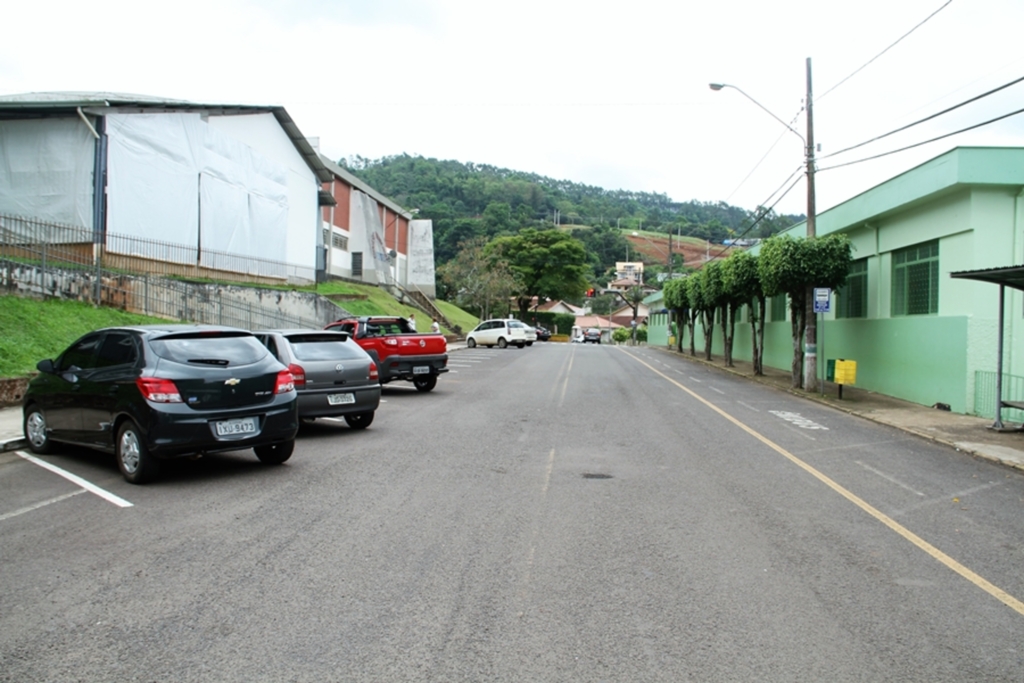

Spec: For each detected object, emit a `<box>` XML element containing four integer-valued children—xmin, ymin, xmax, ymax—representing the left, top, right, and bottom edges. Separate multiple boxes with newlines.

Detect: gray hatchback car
<box><xmin>254</xmin><ymin>329</ymin><xmax>381</xmax><ymax>429</ymax></box>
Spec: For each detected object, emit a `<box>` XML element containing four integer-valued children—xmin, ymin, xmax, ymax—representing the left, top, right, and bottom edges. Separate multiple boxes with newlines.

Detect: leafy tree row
<box><xmin>663</xmin><ymin>234</ymin><xmax>852</xmax><ymax>389</ymax></box>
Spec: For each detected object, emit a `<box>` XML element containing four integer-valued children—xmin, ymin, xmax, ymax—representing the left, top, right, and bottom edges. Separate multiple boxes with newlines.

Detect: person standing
<box><xmin>430</xmin><ymin>318</ymin><xmax>440</xmax><ymax>334</ymax></box>
<box><xmin>407</xmin><ymin>313</ymin><xmax>416</xmax><ymax>332</ymax></box>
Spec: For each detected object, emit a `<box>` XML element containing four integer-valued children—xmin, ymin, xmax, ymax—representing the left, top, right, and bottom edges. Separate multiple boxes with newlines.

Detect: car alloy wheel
<box><xmin>24</xmin><ymin>408</ymin><xmax>52</xmax><ymax>454</ymax></box>
<box><xmin>117</xmin><ymin>421</ymin><xmax>159</xmax><ymax>484</ymax></box>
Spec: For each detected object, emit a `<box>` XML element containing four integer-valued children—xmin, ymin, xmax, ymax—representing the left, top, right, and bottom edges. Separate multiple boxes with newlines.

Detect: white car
<box><xmin>466</xmin><ymin>319</ymin><xmax>528</xmax><ymax>349</ymax></box>
<box><xmin>522</xmin><ymin>324</ymin><xmax>538</xmax><ymax>346</ymax></box>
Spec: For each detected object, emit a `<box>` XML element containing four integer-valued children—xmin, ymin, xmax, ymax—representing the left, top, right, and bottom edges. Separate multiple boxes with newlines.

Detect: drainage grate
<box><xmin>582</xmin><ymin>473</ymin><xmax>613</xmax><ymax>479</ymax></box>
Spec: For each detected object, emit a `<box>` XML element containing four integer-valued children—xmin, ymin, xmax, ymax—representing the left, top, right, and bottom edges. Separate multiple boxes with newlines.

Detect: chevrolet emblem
<box><xmin>225</xmin><ymin>378</ymin><xmax>241</xmax><ymax>386</ymax></box>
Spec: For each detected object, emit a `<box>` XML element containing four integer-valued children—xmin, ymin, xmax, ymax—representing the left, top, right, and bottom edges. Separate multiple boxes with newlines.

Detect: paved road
<box><xmin>2</xmin><ymin>343</ymin><xmax>1023</xmax><ymax>681</ymax></box>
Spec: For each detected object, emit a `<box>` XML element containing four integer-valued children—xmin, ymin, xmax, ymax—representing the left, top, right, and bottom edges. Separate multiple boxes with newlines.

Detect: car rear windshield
<box><xmin>148</xmin><ymin>332</ymin><xmax>268</xmax><ymax>366</ymax></box>
<box><xmin>286</xmin><ymin>335</ymin><xmax>367</xmax><ymax>361</ymax></box>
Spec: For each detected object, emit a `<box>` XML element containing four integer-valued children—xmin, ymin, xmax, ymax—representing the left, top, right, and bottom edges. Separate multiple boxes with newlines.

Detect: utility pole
<box><xmin>803</xmin><ymin>56</ymin><xmax>819</xmax><ymax>392</ymax></box>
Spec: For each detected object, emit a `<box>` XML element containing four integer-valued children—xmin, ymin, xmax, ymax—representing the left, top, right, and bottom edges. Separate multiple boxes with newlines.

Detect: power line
<box><xmin>724</xmin><ymin>109</ymin><xmax>804</xmax><ymax>204</ymax></box>
<box><xmin>820</xmin><ymin>73</ymin><xmax>1024</xmax><ymax>161</ymax></box>
<box><xmin>701</xmin><ymin>173</ymin><xmax>805</xmax><ymax>264</ymax></box>
<box><xmin>818</xmin><ymin>0</ymin><xmax>954</xmax><ymax>101</ymax></box>
<box><xmin>818</xmin><ymin>105</ymin><xmax>1024</xmax><ymax>172</ymax></box>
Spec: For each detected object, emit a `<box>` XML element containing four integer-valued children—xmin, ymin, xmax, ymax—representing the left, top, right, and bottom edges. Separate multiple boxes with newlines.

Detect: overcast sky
<box><xmin>3</xmin><ymin>0</ymin><xmax>1022</xmax><ymax>218</ymax></box>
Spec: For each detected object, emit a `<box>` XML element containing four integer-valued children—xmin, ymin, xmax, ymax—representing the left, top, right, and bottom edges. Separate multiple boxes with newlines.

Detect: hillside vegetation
<box><xmin>342</xmin><ymin>154</ymin><xmax>803</xmax><ymax>270</ymax></box>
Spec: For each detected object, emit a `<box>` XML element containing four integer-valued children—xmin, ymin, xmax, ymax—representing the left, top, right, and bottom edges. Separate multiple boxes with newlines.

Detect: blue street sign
<box><xmin>814</xmin><ymin>287</ymin><xmax>831</xmax><ymax>314</ymax></box>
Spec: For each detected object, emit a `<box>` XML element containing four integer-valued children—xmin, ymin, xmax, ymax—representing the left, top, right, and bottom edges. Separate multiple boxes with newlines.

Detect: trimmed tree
<box><xmin>697</xmin><ymin>261</ymin><xmax>724</xmax><ymax>361</ymax></box>
<box><xmin>663</xmin><ymin>277</ymin><xmax>688</xmax><ymax>353</ymax></box>
<box><xmin>758</xmin><ymin>234</ymin><xmax>853</xmax><ymax>388</ymax></box>
<box><xmin>721</xmin><ymin>250</ymin><xmax>766</xmax><ymax>374</ymax></box>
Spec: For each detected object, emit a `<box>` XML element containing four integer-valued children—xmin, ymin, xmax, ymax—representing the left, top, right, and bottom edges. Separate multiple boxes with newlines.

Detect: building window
<box><xmin>352</xmin><ymin>252</ymin><xmax>363</xmax><ymax>278</ymax></box>
<box><xmin>771</xmin><ymin>293</ymin><xmax>787</xmax><ymax>322</ymax></box>
<box><xmin>331</xmin><ymin>232</ymin><xmax>348</xmax><ymax>251</ymax></box>
<box><xmin>892</xmin><ymin>240</ymin><xmax>939</xmax><ymax>316</ymax></box>
<box><xmin>837</xmin><ymin>259</ymin><xmax>868</xmax><ymax>318</ymax></box>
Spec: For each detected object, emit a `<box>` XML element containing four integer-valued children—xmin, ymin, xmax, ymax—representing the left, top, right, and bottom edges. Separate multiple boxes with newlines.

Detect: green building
<box><xmin>693</xmin><ymin>146</ymin><xmax>1024</xmax><ymax>417</ymax></box>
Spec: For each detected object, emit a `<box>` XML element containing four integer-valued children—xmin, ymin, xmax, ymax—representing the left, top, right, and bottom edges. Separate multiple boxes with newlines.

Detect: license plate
<box><xmin>214</xmin><ymin>417</ymin><xmax>257</xmax><ymax>437</ymax></box>
<box><xmin>328</xmin><ymin>393</ymin><xmax>355</xmax><ymax>405</ymax></box>
<box><xmin>412</xmin><ymin>366</ymin><xmax>430</xmax><ymax>375</ymax></box>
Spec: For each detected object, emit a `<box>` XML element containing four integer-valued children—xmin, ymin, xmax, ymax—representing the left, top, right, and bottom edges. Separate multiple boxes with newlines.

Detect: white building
<box><xmin>0</xmin><ymin>92</ymin><xmax>332</xmax><ymax>283</ymax></box>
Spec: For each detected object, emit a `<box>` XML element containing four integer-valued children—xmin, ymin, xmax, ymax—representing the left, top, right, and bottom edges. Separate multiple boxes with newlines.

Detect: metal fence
<box><xmin>1</xmin><ymin>213</ymin><xmax>328</xmax><ymax>330</ymax></box>
<box><xmin>973</xmin><ymin>370</ymin><xmax>1024</xmax><ymax>422</ymax></box>
<box><xmin>0</xmin><ymin>213</ymin><xmax>316</xmax><ymax>286</ymax></box>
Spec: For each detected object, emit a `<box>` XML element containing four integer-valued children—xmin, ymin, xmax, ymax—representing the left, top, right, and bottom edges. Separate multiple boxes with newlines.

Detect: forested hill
<box><xmin>340</xmin><ymin>153</ymin><xmax>804</xmax><ymax>265</ymax></box>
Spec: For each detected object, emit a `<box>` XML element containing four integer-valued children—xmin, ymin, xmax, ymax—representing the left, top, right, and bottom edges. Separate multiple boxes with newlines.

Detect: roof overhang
<box><xmin>950</xmin><ymin>265</ymin><xmax>1024</xmax><ymax>291</ymax></box>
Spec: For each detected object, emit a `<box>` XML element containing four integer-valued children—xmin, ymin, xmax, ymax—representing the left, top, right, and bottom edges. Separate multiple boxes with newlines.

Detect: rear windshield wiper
<box><xmin>187</xmin><ymin>358</ymin><xmax>230</xmax><ymax>366</ymax></box>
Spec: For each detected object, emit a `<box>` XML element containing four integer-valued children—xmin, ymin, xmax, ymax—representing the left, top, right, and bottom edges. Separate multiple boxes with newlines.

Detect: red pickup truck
<box><xmin>325</xmin><ymin>316</ymin><xmax>448</xmax><ymax>392</ymax></box>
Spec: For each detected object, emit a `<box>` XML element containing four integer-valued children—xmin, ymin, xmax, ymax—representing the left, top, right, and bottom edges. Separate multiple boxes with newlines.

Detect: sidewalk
<box><xmin>5</xmin><ymin>346</ymin><xmax>1024</xmax><ymax>472</ymax></box>
<box><xmin>651</xmin><ymin>346</ymin><xmax>1024</xmax><ymax>472</ymax></box>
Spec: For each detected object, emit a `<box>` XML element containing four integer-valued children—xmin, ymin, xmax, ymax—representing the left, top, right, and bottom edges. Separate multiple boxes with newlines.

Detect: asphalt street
<box><xmin>2</xmin><ymin>342</ymin><xmax>1023</xmax><ymax>681</ymax></box>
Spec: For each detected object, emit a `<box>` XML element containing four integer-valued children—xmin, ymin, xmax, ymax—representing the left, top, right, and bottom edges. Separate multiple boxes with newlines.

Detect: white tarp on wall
<box><xmin>105</xmin><ymin>112</ymin><xmax>289</xmax><ymax>274</ymax></box>
<box><xmin>0</xmin><ymin>117</ymin><xmax>95</xmax><ymax>229</ymax></box>
<box><xmin>408</xmin><ymin>219</ymin><xmax>436</xmax><ymax>297</ymax></box>
<box><xmin>349</xmin><ymin>190</ymin><xmax>391</xmax><ymax>285</ymax></box>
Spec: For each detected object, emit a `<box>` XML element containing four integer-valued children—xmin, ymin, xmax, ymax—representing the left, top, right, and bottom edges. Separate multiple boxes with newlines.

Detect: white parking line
<box><xmin>16</xmin><ymin>451</ymin><xmax>133</xmax><ymax>508</ymax></box>
<box><xmin>855</xmin><ymin>460</ymin><xmax>925</xmax><ymax>497</ymax></box>
<box><xmin>0</xmin><ymin>489</ymin><xmax>87</xmax><ymax>523</ymax></box>
<box><xmin>710</xmin><ymin>386</ymin><xmax>726</xmax><ymax>395</ymax></box>
<box><xmin>737</xmin><ymin>401</ymin><xmax>761</xmax><ymax>412</ymax></box>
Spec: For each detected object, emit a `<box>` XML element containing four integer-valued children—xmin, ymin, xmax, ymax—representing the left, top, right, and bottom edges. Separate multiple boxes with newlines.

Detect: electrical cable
<box><xmin>818</xmin><ymin>105</ymin><xmax>1024</xmax><ymax>172</ymax></box>
<box><xmin>818</xmin><ymin>0</ymin><xmax>954</xmax><ymax>101</ymax></box>
<box><xmin>681</xmin><ymin>172</ymin><xmax>804</xmax><ymax>267</ymax></box>
<box><xmin>724</xmin><ymin>109</ymin><xmax>804</xmax><ymax>204</ymax></box>
<box><xmin>820</xmin><ymin>73</ymin><xmax>1024</xmax><ymax>160</ymax></box>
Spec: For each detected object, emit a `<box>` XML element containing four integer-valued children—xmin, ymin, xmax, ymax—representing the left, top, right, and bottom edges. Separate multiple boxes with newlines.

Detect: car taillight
<box><xmin>287</xmin><ymin>363</ymin><xmax>305</xmax><ymax>389</ymax></box>
<box><xmin>136</xmin><ymin>377</ymin><xmax>182</xmax><ymax>403</ymax></box>
<box><xmin>275</xmin><ymin>370</ymin><xmax>296</xmax><ymax>394</ymax></box>
<box><xmin>369</xmin><ymin>361</ymin><xmax>379</xmax><ymax>381</ymax></box>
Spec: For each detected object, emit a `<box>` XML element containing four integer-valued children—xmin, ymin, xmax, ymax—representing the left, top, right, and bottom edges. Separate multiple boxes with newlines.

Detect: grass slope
<box><xmin>1</xmin><ymin>285</ymin><xmax>480</xmax><ymax>378</ymax></box>
<box><xmin>0</xmin><ymin>296</ymin><xmax>168</xmax><ymax>378</ymax></box>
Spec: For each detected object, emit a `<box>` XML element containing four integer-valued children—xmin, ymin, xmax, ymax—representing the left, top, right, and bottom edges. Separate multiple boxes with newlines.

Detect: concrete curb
<box><xmin>2</xmin><ymin>438</ymin><xmax>27</xmax><ymax>453</ymax></box>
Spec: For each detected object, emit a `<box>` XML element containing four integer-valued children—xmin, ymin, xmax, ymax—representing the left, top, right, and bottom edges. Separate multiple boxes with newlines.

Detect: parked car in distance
<box><xmin>522</xmin><ymin>323</ymin><xmax>538</xmax><ymax>346</ymax></box>
<box><xmin>22</xmin><ymin>325</ymin><xmax>299</xmax><ymax>484</ymax></box>
<box><xmin>534</xmin><ymin>325</ymin><xmax>552</xmax><ymax>342</ymax></box>
<box><xmin>584</xmin><ymin>328</ymin><xmax>602</xmax><ymax>344</ymax></box>
<box><xmin>465</xmin><ymin>319</ymin><xmax>528</xmax><ymax>349</ymax></box>
<box><xmin>253</xmin><ymin>329</ymin><xmax>381</xmax><ymax>429</ymax></box>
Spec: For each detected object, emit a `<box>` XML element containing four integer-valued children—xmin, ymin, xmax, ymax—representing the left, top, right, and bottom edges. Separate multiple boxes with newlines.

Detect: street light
<box><xmin>710</xmin><ymin>58</ymin><xmax>820</xmax><ymax>391</ymax></box>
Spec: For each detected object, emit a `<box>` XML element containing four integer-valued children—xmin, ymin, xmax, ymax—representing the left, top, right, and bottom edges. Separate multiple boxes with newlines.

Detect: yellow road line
<box><xmin>558</xmin><ymin>347</ymin><xmax>575</xmax><ymax>408</ymax></box>
<box><xmin>620</xmin><ymin>348</ymin><xmax>1024</xmax><ymax>617</ymax></box>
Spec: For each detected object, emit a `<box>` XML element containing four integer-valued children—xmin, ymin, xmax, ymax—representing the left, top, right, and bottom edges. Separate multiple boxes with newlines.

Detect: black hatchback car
<box><xmin>22</xmin><ymin>325</ymin><xmax>299</xmax><ymax>484</ymax></box>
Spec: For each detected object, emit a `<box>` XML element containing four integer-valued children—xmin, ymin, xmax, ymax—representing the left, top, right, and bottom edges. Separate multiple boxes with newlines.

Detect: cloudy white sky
<box><xmin>3</xmin><ymin>0</ymin><xmax>1022</xmax><ymax>218</ymax></box>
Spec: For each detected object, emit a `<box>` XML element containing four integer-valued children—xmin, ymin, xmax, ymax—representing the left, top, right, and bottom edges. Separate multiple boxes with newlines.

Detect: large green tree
<box><xmin>438</xmin><ymin>237</ymin><xmax>518</xmax><ymax>320</ymax></box>
<box><xmin>486</xmin><ymin>228</ymin><xmax>589</xmax><ymax>318</ymax></box>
